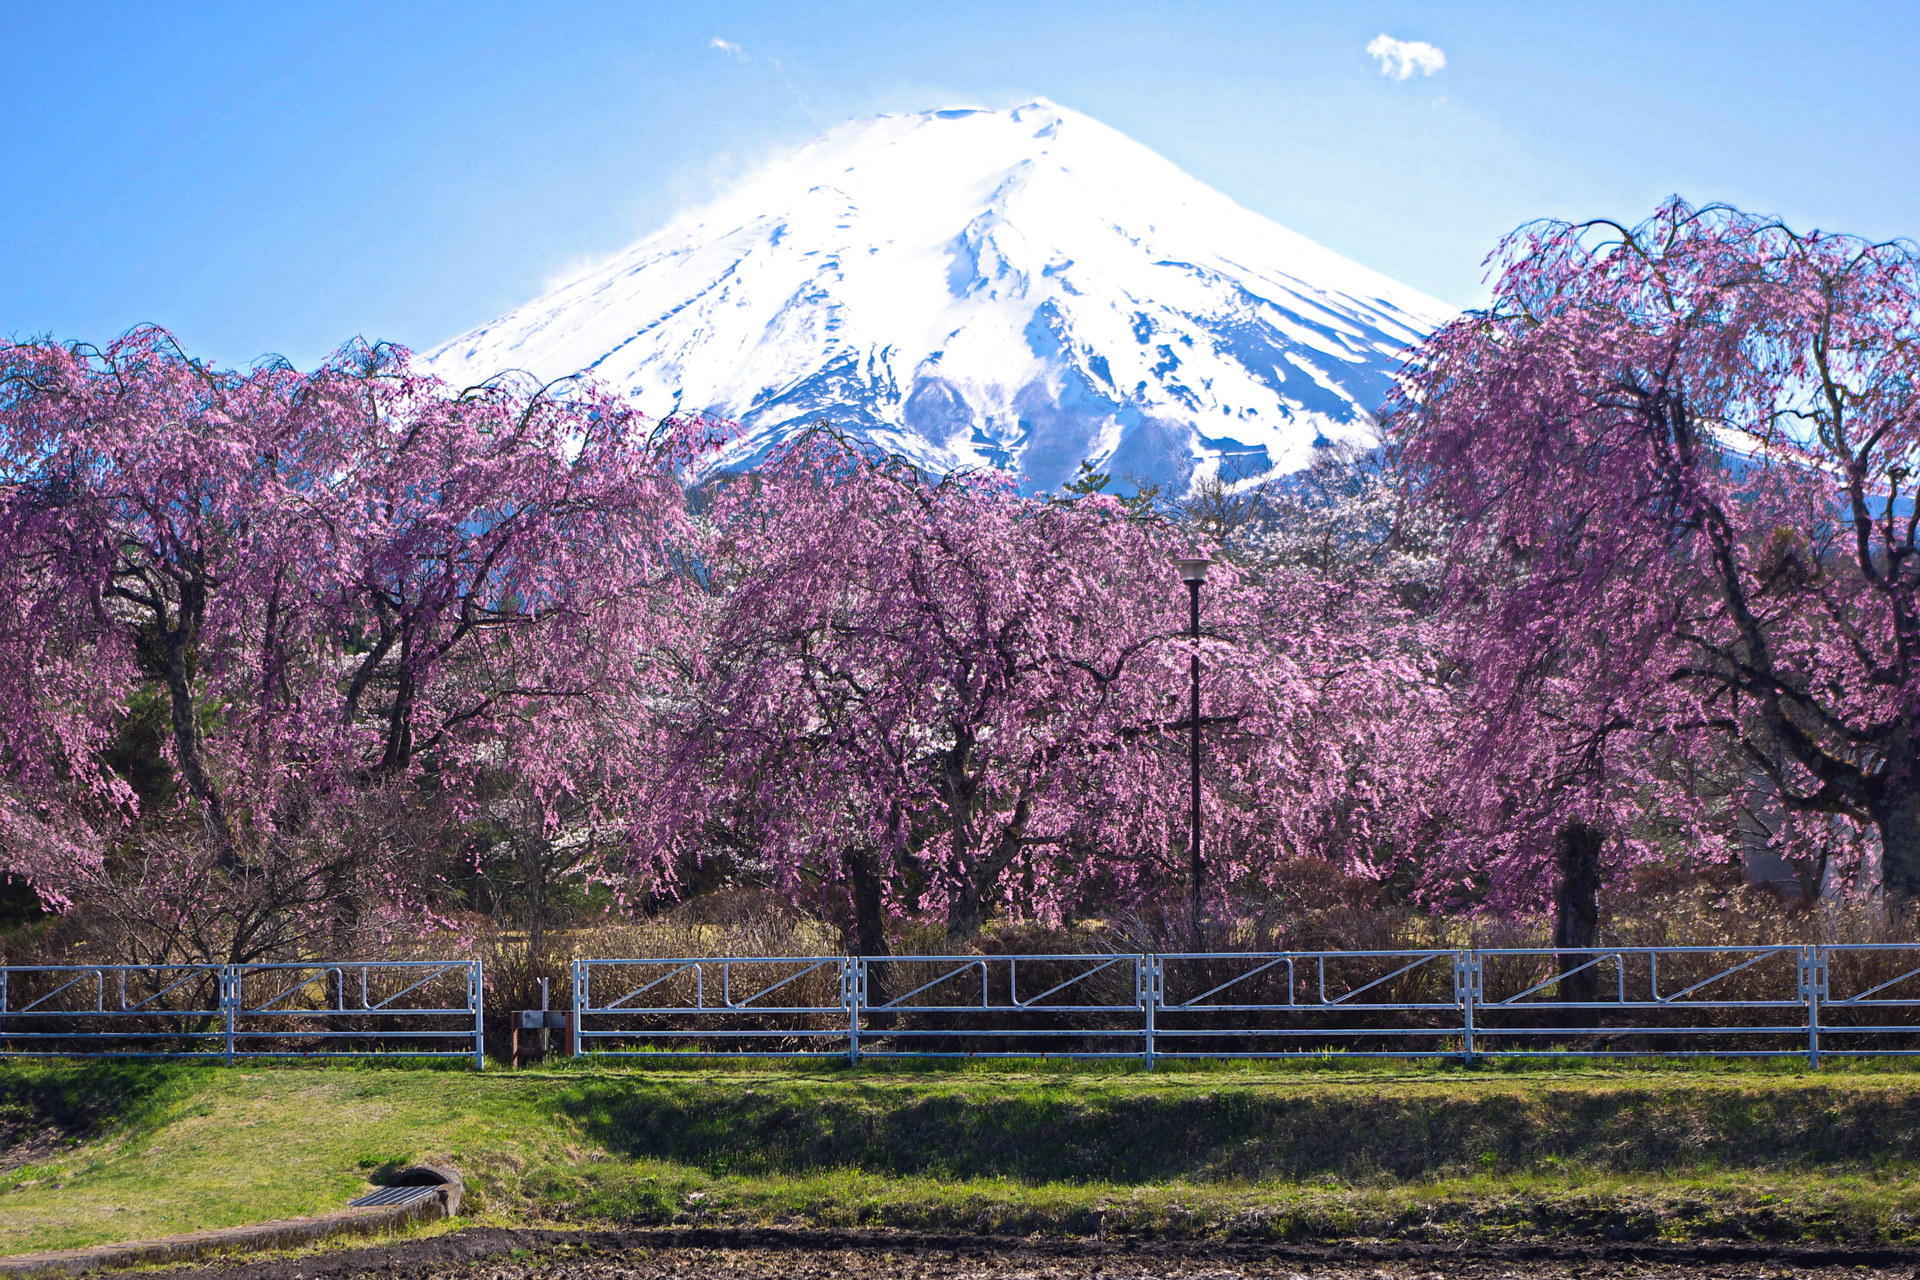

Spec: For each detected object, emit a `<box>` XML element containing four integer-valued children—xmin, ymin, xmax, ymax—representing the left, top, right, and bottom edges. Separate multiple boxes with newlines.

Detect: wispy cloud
<box><xmin>1367</xmin><ymin>34</ymin><xmax>1445</xmax><ymax>80</ymax></box>
<box><xmin>707</xmin><ymin>36</ymin><xmax>812</xmax><ymax>117</ymax></box>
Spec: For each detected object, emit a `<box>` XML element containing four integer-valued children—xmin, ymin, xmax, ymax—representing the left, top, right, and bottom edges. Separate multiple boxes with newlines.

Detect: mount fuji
<box><xmin>424</xmin><ymin>100</ymin><xmax>1454</xmax><ymax>492</ymax></box>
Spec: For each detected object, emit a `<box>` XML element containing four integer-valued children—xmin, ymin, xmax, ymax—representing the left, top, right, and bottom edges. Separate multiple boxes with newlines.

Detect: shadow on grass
<box><xmin>0</xmin><ymin>1060</ymin><xmax>203</xmax><ymax>1167</ymax></box>
<box><xmin>551</xmin><ymin>1075</ymin><xmax>1920</xmax><ymax>1185</ymax></box>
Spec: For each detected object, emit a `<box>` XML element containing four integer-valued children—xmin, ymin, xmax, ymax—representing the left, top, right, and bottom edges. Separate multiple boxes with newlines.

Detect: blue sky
<box><xmin>5</xmin><ymin>0</ymin><xmax>1916</xmax><ymax>370</ymax></box>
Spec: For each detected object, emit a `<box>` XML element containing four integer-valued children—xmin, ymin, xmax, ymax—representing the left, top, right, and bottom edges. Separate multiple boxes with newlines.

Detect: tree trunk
<box><xmin>841</xmin><ymin>844</ymin><xmax>893</xmax><ymax>1027</ymax></box>
<box><xmin>1553</xmin><ymin>821</ymin><xmax>1603</xmax><ymax>1003</ymax></box>
<box><xmin>939</xmin><ymin>737</ymin><xmax>981</xmax><ymax>948</ymax></box>
<box><xmin>1873</xmin><ymin>779</ymin><xmax>1920</xmax><ymax>927</ymax></box>
<box><xmin>379</xmin><ymin>663</ymin><xmax>417</xmax><ymax>776</ymax></box>
<box><xmin>844</xmin><ymin>845</ymin><xmax>890</xmax><ymax>959</ymax></box>
<box><xmin>157</xmin><ymin>602</ymin><xmax>234</xmax><ymax>858</ymax></box>
<box><xmin>944</xmin><ymin>882</ymin><xmax>983</xmax><ymax>948</ymax></box>
<box><xmin>940</xmin><ymin>799</ymin><xmax>1033</xmax><ymax>949</ymax></box>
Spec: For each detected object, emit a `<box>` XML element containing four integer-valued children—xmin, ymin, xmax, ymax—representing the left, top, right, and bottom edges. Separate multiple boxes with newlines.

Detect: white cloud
<box><xmin>1367</xmin><ymin>33</ymin><xmax>1445</xmax><ymax>80</ymax></box>
<box><xmin>709</xmin><ymin>37</ymin><xmax>747</xmax><ymax>61</ymax></box>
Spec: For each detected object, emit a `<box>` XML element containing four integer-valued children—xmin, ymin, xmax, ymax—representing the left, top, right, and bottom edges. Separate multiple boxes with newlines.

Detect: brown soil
<box><xmin>140</xmin><ymin>1227</ymin><xmax>1920</xmax><ymax>1280</ymax></box>
<box><xmin>0</xmin><ymin>1123</ymin><xmax>71</xmax><ymax>1173</ymax></box>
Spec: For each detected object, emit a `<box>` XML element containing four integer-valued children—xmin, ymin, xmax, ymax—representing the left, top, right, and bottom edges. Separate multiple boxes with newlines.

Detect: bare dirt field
<box><xmin>146</xmin><ymin>1229</ymin><xmax>1920</xmax><ymax>1280</ymax></box>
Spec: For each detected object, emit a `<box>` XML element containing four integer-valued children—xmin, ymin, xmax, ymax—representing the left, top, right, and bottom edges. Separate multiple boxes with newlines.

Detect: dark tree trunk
<box><xmin>840</xmin><ymin>844</ymin><xmax>893</xmax><ymax>1028</ymax></box>
<box><xmin>941</xmin><ymin>797</ymin><xmax>1034</xmax><ymax>949</ymax></box>
<box><xmin>157</xmin><ymin>596</ymin><xmax>234</xmax><ymax>859</ymax></box>
<box><xmin>944</xmin><ymin>882</ymin><xmax>983</xmax><ymax>947</ymax></box>
<box><xmin>1872</xmin><ymin>777</ymin><xmax>1920</xmax><ymax>926</ymax></box>
<box><xmin>379</xmin><ymin>663</ymin><xmax>418</xmax><ymax>776</ymax></box>
<box><xmin>1553</xmin><ymin>821</ymin><xmax>1603</xmax><ymax>1003</ymax></box>
<box><xmin>844</xmin><ymin>845</ymin><xmax>890</xmax><ymax>959</ymax></box>
<box><xmin>939</xmin><ymin>737</ymin><xmax>982</xmax><ymax>948</ymax></box>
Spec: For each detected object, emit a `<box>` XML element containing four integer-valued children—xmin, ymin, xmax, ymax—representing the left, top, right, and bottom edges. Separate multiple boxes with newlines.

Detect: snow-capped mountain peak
<box><xmin>425</xmin><ymin>99</ymin><xmax>1453</xmax><ymax>492</ymax></box>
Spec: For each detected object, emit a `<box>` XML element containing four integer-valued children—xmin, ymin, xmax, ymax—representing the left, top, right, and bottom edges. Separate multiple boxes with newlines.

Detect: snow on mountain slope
<box><xmin>424</xmin><ymin>100</ymin><xmax>1454</xmax><ymax>492</ymax></box>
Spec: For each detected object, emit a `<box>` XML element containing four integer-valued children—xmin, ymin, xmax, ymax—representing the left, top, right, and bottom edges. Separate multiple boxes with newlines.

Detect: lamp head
<box><xmin>1174</xmin><ymin>555</ymin><xmax>1214</xmax><ymax>585</ymax></box>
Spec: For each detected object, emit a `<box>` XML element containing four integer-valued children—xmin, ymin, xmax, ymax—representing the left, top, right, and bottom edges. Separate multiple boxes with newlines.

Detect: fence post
<box><xmin>221</xmin><ymin>966</ymin><xmax>238</xmax><ymax>1065</ymax></box>
<box><xmin>1142</xmin><ymin>955</ymin><xmax>1157</xmax><ymax>1070</ymax></box>
<box><xmin>1458</xmin><ymin>951</ymin><xmax>1477</xmax><ymax>1062</ymax></box>
<box><xmin>569</xmin><ymin>959</ymin><xmax>584</xmax><ymax>1058</ymax></box>
<box><xmin>471</xmin><ymin>961</ymin><xmax>486</xmax><ymax>1071</ymax></box>
<box><xmin>1805</xmin><ymin>946</ymin><xmax>1823</xmax><ymax>1070</ymax></box>
<box><xmin>847</xmin><ymin>957</ymin><xmax>862</xmax><ymax>1066</ymax></box>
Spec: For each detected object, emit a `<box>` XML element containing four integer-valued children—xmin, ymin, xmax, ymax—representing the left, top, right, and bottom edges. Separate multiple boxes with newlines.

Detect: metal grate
<box><xmin>348</xmin><ymin>1184</ymin><xmax>442</xmax><ymax>1208</ymax></box>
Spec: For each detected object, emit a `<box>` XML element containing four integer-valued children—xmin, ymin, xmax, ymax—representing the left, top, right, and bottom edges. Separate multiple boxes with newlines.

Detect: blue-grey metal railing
<box><xmin>0</xmin><ymin>960</ymin><xmax>484</xmax><ymax>1067</ymax></box>
<box><xmin>18</xmin><ymin>948</ymin><xmax>1920</xmax><ymax>1068</ymax></box>
<box><xmin>573</xmin><ymin>946</ymin><xmax>1920</xmax><ymax>1066</ymax></box>
<box><xmin>567</xmin><ymin>956</ymin><xmax>850</xmax><ymax>1058</ymax></box>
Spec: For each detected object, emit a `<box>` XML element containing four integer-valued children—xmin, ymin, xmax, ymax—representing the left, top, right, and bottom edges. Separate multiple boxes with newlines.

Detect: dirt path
<box><xmin>140</xmin><ymin>1228</ymin><xmax>1920</xmax><ymax>1280</ymax></box>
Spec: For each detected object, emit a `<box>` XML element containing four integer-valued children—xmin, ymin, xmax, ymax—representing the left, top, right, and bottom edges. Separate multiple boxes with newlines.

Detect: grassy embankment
<box><xmin>6</xmin><ymin>1058</ymin><xmax>1920</xmax><ymax>1255</ymax></box>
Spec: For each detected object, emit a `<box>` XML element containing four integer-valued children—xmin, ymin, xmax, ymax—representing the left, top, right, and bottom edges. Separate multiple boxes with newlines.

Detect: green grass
<box><xmin>10</xmin><ymin>1058</ymin><xmax>1920</xmax><ymax>1255</ymax></box>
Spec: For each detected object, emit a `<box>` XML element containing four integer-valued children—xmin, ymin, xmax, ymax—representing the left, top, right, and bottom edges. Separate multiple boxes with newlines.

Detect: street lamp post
<box><xmin>1174</xmin><ymin>554</ymin><xmax>1213</xmax><ymax>947</ymax></box>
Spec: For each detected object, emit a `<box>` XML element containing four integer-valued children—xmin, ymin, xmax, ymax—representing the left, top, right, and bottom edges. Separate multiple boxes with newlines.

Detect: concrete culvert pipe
<box><xmin>357</xmin><ymin>1164</ymin><xmax>465</xmax><ymax>1216</ymax></box>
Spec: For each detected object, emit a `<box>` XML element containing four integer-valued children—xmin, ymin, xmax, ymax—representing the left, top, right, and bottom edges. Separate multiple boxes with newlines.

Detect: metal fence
<box><xmin>574</xmin><ymin>945</ymin><xmax>1920</xmax><ymax>1065</ymax></box>
<box><xmin>0</xmin><ymin>960</ymin><xmax>484</xmax><ymax>1067</ymax></box>
<box><xmin>14</xmin><ymin>947</ymin><xmax>1920</xmax><ymax>1068</ymax></box>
